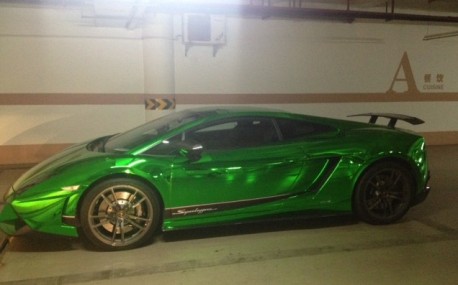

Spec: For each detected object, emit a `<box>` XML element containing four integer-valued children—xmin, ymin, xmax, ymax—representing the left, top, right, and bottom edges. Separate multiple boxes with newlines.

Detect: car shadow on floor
<box><xmin>6</xmin><ymin>215</ymin><xmax>358</xmax><ymax>253</ymax></box>
<box><xmin>7</xmin><ymin>231</ymin><xmax>82</xmax><ymax>253</ymax></box>
<box><xmin>162</xmin><ymin>214</ymin><xmax>359</xmax><ymax>242</ymax></box>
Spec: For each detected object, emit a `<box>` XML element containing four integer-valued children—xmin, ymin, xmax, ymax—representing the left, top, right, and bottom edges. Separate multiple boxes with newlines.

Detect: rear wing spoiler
<box><xmin>348</xmin><ymin>113</ymin><xmax>424</xmax><ymax>128</ymax></box>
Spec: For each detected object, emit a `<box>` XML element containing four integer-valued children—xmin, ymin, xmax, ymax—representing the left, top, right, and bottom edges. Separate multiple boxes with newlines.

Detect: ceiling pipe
<box><xmin>149</xmin><ymin>3</ymin><xmax>458</xmax><ymax>24</ymax></box>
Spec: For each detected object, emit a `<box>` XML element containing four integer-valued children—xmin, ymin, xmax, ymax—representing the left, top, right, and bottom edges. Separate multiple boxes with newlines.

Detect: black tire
<box><xmin>79</xmin><ymin>178</ymin><xmax>161</xmax><ymax>250</ymax></box>
<box><xmin>354</xmin><ymin>162</ymin><xmax>414</xmax><ymax>225</ymax></box>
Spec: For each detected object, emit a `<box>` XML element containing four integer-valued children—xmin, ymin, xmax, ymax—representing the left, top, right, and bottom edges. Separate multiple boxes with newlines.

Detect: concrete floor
<box><xmin>0</xmin><ymin>145</ymin><xmax>457</xmax><ymax>285</ymax></box>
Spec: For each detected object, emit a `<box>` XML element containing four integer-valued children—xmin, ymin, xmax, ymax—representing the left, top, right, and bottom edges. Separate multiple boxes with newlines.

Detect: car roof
<box><xmin>183</xmin><ymin>107</ymin><xmax>402</xmax><ymax>133</ymax></box>
<box><xmin>187</xmin><ymin>106</ymin><xmax>284</xmax><ymax>116</ymax></box>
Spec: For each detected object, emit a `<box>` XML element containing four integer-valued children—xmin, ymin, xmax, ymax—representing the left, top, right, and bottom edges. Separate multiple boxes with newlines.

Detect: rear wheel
<box><xmin>354</xmin><ymin>162</ymin><xmax>414</xmax><ymax>224</ymax></box>
<box><xmin>79</xmin><ymin>178</ymin><xmax>160</xmax><ymax>250</ymax></box>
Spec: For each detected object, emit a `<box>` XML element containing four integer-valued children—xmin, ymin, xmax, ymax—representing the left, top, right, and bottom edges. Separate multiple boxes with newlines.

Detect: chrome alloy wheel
<box><xmin>87</xmin><ymin>184</ymin><xmax>154</xmax><ymax>247</ymax></box>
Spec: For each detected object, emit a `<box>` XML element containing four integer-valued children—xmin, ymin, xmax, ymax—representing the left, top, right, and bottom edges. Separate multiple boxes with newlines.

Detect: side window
<box><xmin>195</xmin><ymin>122</ymin><xmax>238</xmax><ymax>134</ymax></box>
<box><xmin>189</xmin><ymin>117</ymin><xmax>279</xmax><ymax>150</ymax></box>
<box><xmin>144</xmin><ymin>117</ymin><xmax>280</xmax><ymax>155</ymax></box>
<box><xmin>276</xmin><ymin>118</ymin><xmax>336</xmax><ymax>140</ymax></box>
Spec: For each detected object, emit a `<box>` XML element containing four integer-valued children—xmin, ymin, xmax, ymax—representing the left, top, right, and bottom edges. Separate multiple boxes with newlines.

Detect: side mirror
<box><xmin>179</xmin><ymin>143</ymin><xmax>204</xmax><ymax>162</ymax></box>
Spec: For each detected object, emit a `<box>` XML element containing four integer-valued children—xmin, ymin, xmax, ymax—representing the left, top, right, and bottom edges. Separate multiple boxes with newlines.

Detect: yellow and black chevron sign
<box><xmin>145</xmin><ymin>98</ymin><xmax>176</xmax><ymax>110</ymax></box>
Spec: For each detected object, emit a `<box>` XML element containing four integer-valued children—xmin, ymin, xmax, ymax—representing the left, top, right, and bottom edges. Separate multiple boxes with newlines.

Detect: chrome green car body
<box><xmin>0</xmin><ymin>107</ymin><xmax>430</xmax><ymax>249</ymax></box>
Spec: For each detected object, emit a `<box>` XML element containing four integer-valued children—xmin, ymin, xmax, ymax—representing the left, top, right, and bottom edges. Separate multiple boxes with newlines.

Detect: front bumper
<box><xmin>0</xmin><ymin>201</ymin><xmax>26</xmax><ymax>236</ymax></box>
<box><xmin>0</xmin><ymin>193</ymin><xmax>79</xmax><ymax>239</ymax></box>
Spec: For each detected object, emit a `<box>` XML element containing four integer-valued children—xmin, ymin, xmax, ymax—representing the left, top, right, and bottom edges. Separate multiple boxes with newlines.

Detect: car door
<box><xmin>165</xmin><ymin>117</ymin><xmax>308</xmax><ymax>217</ymax></box>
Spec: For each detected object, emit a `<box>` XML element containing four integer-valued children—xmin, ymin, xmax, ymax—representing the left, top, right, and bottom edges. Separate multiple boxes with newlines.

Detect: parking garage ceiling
<box><xmin>2</xmin><ymin>1</ymin><xmax>458</xmax><ymax>38</ymax></box>
<box><xmin>1</xmin><ymin>1</ymin><xmax>458</xmax><ymax>19</ymax></box>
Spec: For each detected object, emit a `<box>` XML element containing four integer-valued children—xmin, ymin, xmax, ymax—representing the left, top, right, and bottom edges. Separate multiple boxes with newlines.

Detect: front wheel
<box><xmin>353</xmin><ymin>162</ymin><xmax>414</xmax><ymax>225</ymax></box>
<box><xmin>79</xmin><ymin>178</ymin><xmax>161</xmax><ymax>250</ymax></box>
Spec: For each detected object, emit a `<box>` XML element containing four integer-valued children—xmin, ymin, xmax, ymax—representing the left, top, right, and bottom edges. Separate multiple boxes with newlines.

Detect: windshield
<box><xmin>104</xmin><ymin>110</ymin><xmax>202</xmax><ymax>153</ymax></box>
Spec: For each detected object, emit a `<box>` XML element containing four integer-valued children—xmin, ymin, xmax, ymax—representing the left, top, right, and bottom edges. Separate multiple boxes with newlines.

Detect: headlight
<box><xmin>13</xmin><ymin>170</ymin><xmax>56</xmax><ymax>195</ymax></box>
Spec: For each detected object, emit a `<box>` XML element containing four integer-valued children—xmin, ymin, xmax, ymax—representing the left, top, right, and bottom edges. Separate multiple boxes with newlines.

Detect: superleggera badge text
<box><xmin>172</xmin><ymin>207</ymin><xmax>218</xmax><ymax>216</ymax></box>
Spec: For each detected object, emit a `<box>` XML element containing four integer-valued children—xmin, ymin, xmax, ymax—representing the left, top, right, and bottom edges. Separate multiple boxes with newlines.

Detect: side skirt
<box><xmin>162</xmin><ymin>209</ymin><xmax>354</xmax><ymax>232</ymax></box>
<box><xmin>164</xmin><ymin>192</ymin><xmax>299</xmax><ymax>219</ymax></box>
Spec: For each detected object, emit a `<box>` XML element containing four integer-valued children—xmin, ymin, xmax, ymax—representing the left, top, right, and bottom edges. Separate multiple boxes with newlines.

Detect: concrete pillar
<box><xmin>142</xmin><ymin>13</ymin><xmax>175</xmax><ymax>121</ymax></box>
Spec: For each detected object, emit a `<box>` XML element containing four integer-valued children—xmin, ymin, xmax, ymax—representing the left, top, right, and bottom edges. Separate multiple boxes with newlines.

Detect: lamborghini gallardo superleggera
<box><xmin>0</xmin><ymin>107</ymin><xmax>430</xmax><ymax>251</ymax></box>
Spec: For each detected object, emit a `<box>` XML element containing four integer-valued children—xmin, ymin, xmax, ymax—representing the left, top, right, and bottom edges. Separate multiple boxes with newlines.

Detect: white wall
<box><xmin>0</xmin><ymin>4</ymin><xmax>457</xmax><ymax>151</ymax></box>
<box><xmin>173</xmin><ymin>17</ymin><xmax>458</xmax><ymax>133</ymax></box>
<box><xmin>0</xmin><ymin>7</ymin><xmax>145</xmax><ymax>93</ymax></box>
<box><xmin>175</xmin><ymin>17</ymin><xmax>458</xmax><ymax>94</ymax></box>
<box><xmin>0</xmin><ymin>6</ymin><xmax>146</xmax><ymax>146</ymax></box>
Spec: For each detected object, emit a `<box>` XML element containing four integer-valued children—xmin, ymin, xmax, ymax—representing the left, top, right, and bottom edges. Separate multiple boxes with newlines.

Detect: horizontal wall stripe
<box><xmin>0</xmin><ymin>131</ymin><xmax>456</xmax><ymax>166</ymax></box>
<box><xmin>177</xmin><ymin>92</ymin><xmax>458</xmax><ymax>104</ymax></box>
<box><xmin>1</xmin><ymin>92</ymin><xmax>458</xmax><ymax>105</ymax></box>
<box><xmin>0</xmin><ymin>143</ymin><xmax>71</xmax><ymax>167</ymax></box>
<box><xmin>422</xmin><ymin>131</ymin><xmax>458</xmax><ymax>146</ymax></box>
<box><xmin>0</xmin><ymin>93</ymin><xmax>146</xmax><ymax>105</ymax></box>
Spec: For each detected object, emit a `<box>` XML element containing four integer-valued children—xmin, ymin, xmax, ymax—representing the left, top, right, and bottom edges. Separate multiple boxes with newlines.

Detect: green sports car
<box><xmin>0</xmin><ymin>107</ymin><xmax>430</xmax><ymax>251</ymax></box>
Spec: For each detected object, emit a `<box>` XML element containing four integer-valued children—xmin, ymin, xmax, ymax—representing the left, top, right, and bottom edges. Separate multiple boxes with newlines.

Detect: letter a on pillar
<box><xmin>387</xmin><ymin>52</ymin><xmax>419</xmax><ymax>94</ymax></box>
